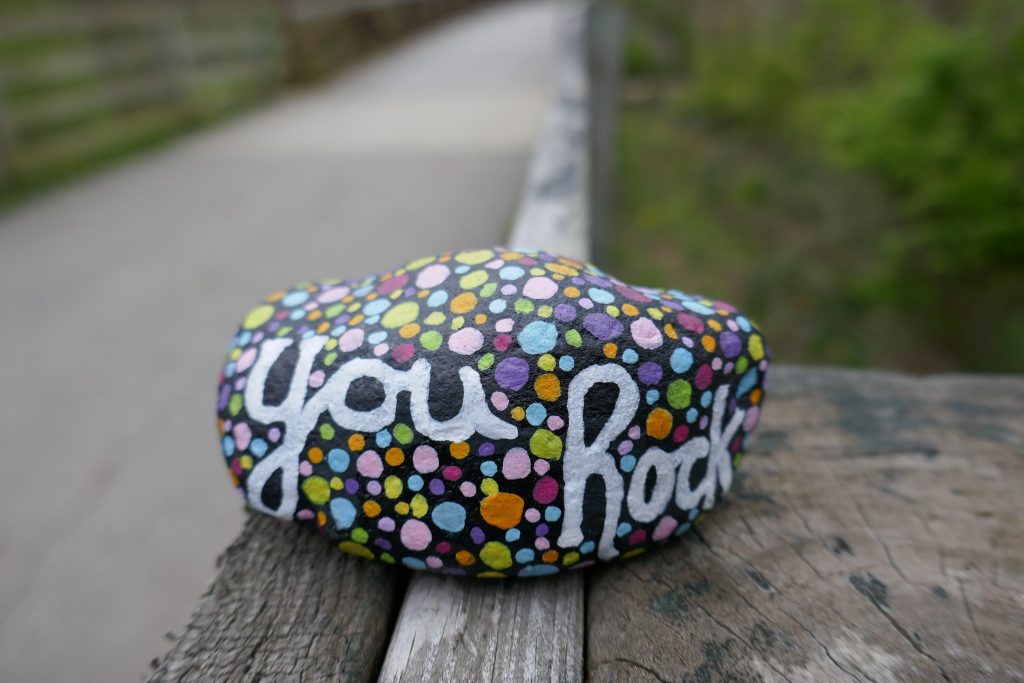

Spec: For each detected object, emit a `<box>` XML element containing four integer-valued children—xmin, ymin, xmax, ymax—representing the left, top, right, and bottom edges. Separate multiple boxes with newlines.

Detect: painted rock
<box><xmin>217</xmin><ymin>248</ymin><xmax>769</xmax><ymax>577</ymax></box>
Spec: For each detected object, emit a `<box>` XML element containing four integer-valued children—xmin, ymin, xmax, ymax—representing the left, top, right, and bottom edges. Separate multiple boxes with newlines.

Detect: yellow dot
<box><xmin>535</xmin><ymin>373</ymin><xmax>561</xmax><ymax>402</ymax></box>
<box><xmin>562</xmin><ymin>551</ymin><xmax>581</xmax><ymax>566</ymax></box>
<box><xmin>451</xmin><ymin>292</ymin><xmax>478</xmax><ymax>314</ymax></box>
<box><xmin>646</xmin><ymin>408</ymin><xmax>673</xmax><ymax>440</ymax></box>
<box><xmin>330</xmin><ymin>477</ymin><xmax>343</xmax><ymax>490</ymax></box>
<box><xmin>459</xmin><ymin>270</ymin><xmax>488</xmax><ymax>289</ymax></box>
<box><xmin>339</xmin><ymin>541</ymin><xmax>374</xmax><ymax>559</ymax></box>
<box><xmin>425</xmin><ymin>311</ymin><xmax>446</xmax><ymax>326</ymax></box>
<box><xmin>480</xmin><ymin>478</ymin><xmax>499</xmax><ymax>496</ymax></box>
<box><xmin>480</xmin><ymin>541</ymin><xmax>512</xmax><ymax>570</ymax></box>
<box><xmin>240</xmin><ymin>455</ymin><xmax>253</xmax><ymax>470</ymax></box>
<box><xmin>395</xmin><ymin>501</ymin><xmax>410</xmax><ymax>515</ymax></box>
<box><xmin>455</xmin><ymin>249</ymin><xmax>494</xmax><ymax>265</ymax></box>
<box><xmin>511</xmin><ymin>406</ymin><xmax>525</xmax><ymax>421</ymax></box>
<box><xmin>384</xmin><ymin>475</ymin><xmax>403</xmax><ymax>498</ymax></box>
<box><xmin>450</xmin><ymin>442</ymin><xmax>470</xmax><ymax>459</ymax></box>
<box><xmin>242</xmin><ymin>304</ymin><xmax>274</xmax><ymax>329</ymax></box>
<box><xmin>708</xmin><ymin>319</ymin><xmax>723</xmax><ymax>332</ymax></box>
<box><xmin>381</xmin><ymin>301</ymin><xmax>419</xmax><ymax>329</ymax></box>
<box><xmin>411</xmin><ymin>494</ymin><xmax>429</xmax><ymax>518</ymax></box>
<box><xmin>385</xmin><ymin>447</ymin><xmax>405</xmax><ymax>467</ymax></box>
<box><xmin>749</xmin><ymin>334</ymin><xmax>765</xmax><ymax>361</ymax></box>
<box><xmin>538</xmin><ymin>354</ymin><xmax>556</xmax><ymax>371</ymax></box>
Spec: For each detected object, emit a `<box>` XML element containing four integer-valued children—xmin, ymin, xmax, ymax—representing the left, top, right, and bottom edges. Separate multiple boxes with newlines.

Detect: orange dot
<box><xmin>308</xmin><ymin>309</ymin><xmax>322</xmax><ymax>321</ymax></box>
<box><xmin>349</xmin><ymin>313</ymin><xmax>365</xmax><ymax>326</ymax></box>
<box><xmin>266</xmin><ymin>290</ymin><xmax>286</xmax><ymax>302</ymax></box>
<box><xmin>456</xmin><ymin>550</ymin><xmax>476</xmax><ymax>566</ymax></box>
<box><xmin>751</xmin><ymin>388</ymin><xmax>763</xmax><ymax>405</ymax></box>
<box><xmin>603</xmin><ymin>343</ymin><xmax>618</xmax><ymax>358</ymax></box>
<box><xmin>418</xmin><ymin>289</ymin><xmax>430</xmax><ymax>298</ymax></box>
<box><xmin>399</xmin><ymin>323</ymin><xmax>420</xmax><ymax>339</ymax></box>
<box><xmin>480</xmin><ymin>493</ymin><xmax>525</xmax><ymax>529</ymax></box>
<box><xmin>646</xmin><ymin>408</ymin><xmax>673</xmax><ymax>439</ymax></box>
<box><xmin>474</xmin><ymin>313</ymin><xmax>487</xmax><ymax>325</ymax></box>
<box><xmin>450</xmin><ymin>292</ymin><xmax>478</xmax><ymax>314</ymax></box>
<box><xmin>663</xmin><ymin>323</ymin><xmax>677</xmax><ymax>339</ymax></box>
<box><xmin>564</xmin><ymin>286</ymin><xmax>580</xmax><ymax>298</ymax></box>
<box><xmin>308</xmin><ymin>447</ymin><xmax>324</xmax><ymax>464</ymax></box>
<box><xmin>317</xmin><ymin>321</ymin><xmax>331</xmax><ymax>334</ymax></box>
<box><xmin>385</xmin><ymin>447</ymin><xmax>405</xmax><ymax>466</ymax></box>
<box><xmin>511</xmin><ymin>406</ymin><xmax>525</xmax><ymax>421</ymax></box>
<box><xmin>534</xmin><ymin>373</ymin><xmax>561</xmax><ymax>402</ymax></box>
<box><xmin>702</xmin><ymin>335</ymin><xmax>717</xmax><ymax>352</ymax></box>
<box><xmin>363</xmin><ymin>500</ymin><xmax>381</xmax><ymax>517</ymax></box>
<box><xmin>541</xmin><ymin>550</ymin><xmax>559</xmax><ymax>563</ymax></box>
<box><xmin>348</xmin><ymin>434</ymin><xmax>365</xmax><ymax>451</ymax></box>
<box><xmin>316</xmin><ymin>511</ymin><xmax>327</xmax><ymax>526</ymax></box>
<box><xmin>707</xmin><ymin>319</ymin><xmax>723</xmax><ymax>332</ymax></box>
<box><xmin>450</xmin><ymin>442</ymin><xmax>470</xmax><ymax>459</ymax></box>
<box><xmin>621</xmin><ymin>304</ymin><xmax>639</xmax><ymax>316</ymax></box>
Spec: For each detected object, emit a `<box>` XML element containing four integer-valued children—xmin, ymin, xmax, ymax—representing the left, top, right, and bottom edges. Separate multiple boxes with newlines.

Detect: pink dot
<box><xmin>628</xmin><ymin>426</ymin><xmax>642</xmax><ymax>440</ymax></box>
<box><xmin>392</xmin><ymin>343</ymin><xmax>415</xmax><ymax>363</ymax></box>
<box><xmin>308</xmin><ymin>369</ymin><xmax>325</xmax><ymax>388</ymax></box>
<box><xmin>628</xmin><ymin>529</ymin><xmax>648</xmax><ymax>546</ymax></box>
<box><xmin>524</xmin><ymin>507</ymin><xmax>541</xmax><ymax>523</ymax></box>
<box><xmin>743</xmin><ymin>407</ymin><xmax>761</xmax><ymax>432</ymax></box>
<box><xmin>378</xmin><ymin>517</ymin><xmax>396</xmax><ymax>532</ymax></box>
<box><xmin>426</xmin><ymin>556</ymin><xmax>444</xmax><ymax>569</ymax></box>
<box><xmin>653</xmin><ymin>516</ymin><xmax>678</xmax><ymax>541</ymax></box>
<box><xmin>299</xmin><ymin>461</ymin><xmax>313</xmax><ymax>476</ymax></box>
<box><xmin>491</xmin><ymin>392</ymin><xmax>509</xmax><ymax>411</ymax></box>
<box><xmin>533</xmin><ymin>476</ymin><xmax>559</xmax><ymax>504</ymax></box>
<box><xmin>373</xmin><ymin>343</ymin><xmax>389</xmax><ymax>356</ymax></box>
<box><xmin>502</xmin><ymin>447</ymin><xmax>531</xmax><ymax>480</ymax></box>
<box><xmin>523</xmin><ymin>276</ymin><xmax>558</xmax><ymax>300</ymax></box>
<box><xmin>400</xmin><ymin>519</ymin><xmax>432</xmax><ymax>551</ymax></box>
<box><xmin>630</xmin><ymin>318</ymin><xmax>663</xmax><ymax>349</ymax></box>
<box><xmin>236</xmin><ymin>347</ymin><xmax>257</xmax><ymax>373</ymax></box>
<box><xmin>412</xmin><ymin>445</ymin><xmax>439</xmax><ymax>473</ymax></box>
<box><xmin>338</xmin><ymin>328</ymin><xmax>364</xmax><ymax>352</ymax></box>
<box><xmin>533</xmin><ymin>459</ymin><xmax>550</xmax><ymax>475</ymax></box>
<box><xmin>232</xmin><ymin>423</ymin><xmax>251</xmax><ymax>451</ymax></box>
<box><xmin>493</xmin><ymin>334</ymin><xmax>511</xmax><ymax>352</ymax></box>
<box><xmin>495</xmin><ymin>318</ymin><xmax>514</xmax><ymax>333</ymax></box>
<box><xmin>449</xmin><ymin>328</ymin><xmax>484</xmax><ymax>355</ymax></box>
<box><xmin>317</xmin><ymin>286</ymin><xmax>349</xmax><ymax>303</ymax></box>
<box><xmin>460</xmin><ymin>481</ymin><xmax>477</xmax><ymax>497</ymax></box>
<box><xmin>357</xmin><ymin>451</ymin><xmax>383</xmax><ymax>478</ymax></box>
<box><xmin>673</xmin><ymin>425</ymin><xmax>689</xmax><ymax>443</ymax></box>
<box><xmin>535</xmin><ymin>537</ymin><xmax>550</xmax><ymax>550</ymax></box>
<box><xmin>546</xmin><ymin>415</ymin><xmax>564</xmax><ymax>431</ymax></box>
<box><xmin>415</xmin><ymin>263</ymin><xmax>450</xmax><ymax>289</ymax></box>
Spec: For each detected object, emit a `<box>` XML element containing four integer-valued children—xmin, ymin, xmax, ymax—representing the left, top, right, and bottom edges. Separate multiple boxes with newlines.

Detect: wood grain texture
<box><xmin>586</xmin><ymin>366</ymin><xmax>1024</xmax><ymax>683</ymax></box>
<box><xmin>378</xmin><ymin>572</ymin><xmax>584</xmax><ymax>683</ymax></box>
<box><xmin>149</xmin><ymin>512</ymin><xmax>404</xmax><ymax>683</ymax></box>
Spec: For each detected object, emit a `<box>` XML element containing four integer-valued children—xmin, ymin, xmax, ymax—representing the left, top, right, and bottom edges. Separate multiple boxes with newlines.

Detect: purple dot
<box><xmin>470</xmin><ymin>527</ymin><xmax>485</xmax><ymax>544</ymax></box>
<box><xmin>374</xmin><ymin>538</ymin><xmax>393</xmax><ymax>550</ymax></box>
<box><xmin>479</xmin><ymin>442</ymin><xmax>495</xmax><ymax>457</ymax></box>
<box><xmin>720</xmin><ymin>331</ymin><xmax>742</xmax><ymax>358</ymax></box>
<box><xmin>554</xmin><ymin>303</ymin><xmax>577</xmax><ymax>322</ymax></box>
<box><xmin>637</xmin><ymin>361</ymin><xmax>663</xmax><ymax>385</ymax></box>
<box><xmin>429</xmin><ymin>478</ymin><xmax>445</xmax><ymax>495</ymax></box>
<box><xmin>536</xmin><ymin>523</ymin><xmax>549</xmax><ymax>537</ymax></box>
<box><xmin>495</xmin><ymin>357</ymin><xmax>530</xmax><ymax>390</ymax></box>
<box><xmin>345</xmin><ymin>478</ymin><xmax>360</xmax><ymax>494</ymax></box>
<box><xmin>583</xmin><ymin>313</ymin><xmax>623</xmax><ymax>341</ymax></box>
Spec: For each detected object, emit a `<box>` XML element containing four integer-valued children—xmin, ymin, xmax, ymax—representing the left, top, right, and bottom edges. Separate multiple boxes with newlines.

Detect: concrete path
<box><xmin>0</xmin><ymin>2</ymin><xmax>559</xmax><ymax>680</ymax></box>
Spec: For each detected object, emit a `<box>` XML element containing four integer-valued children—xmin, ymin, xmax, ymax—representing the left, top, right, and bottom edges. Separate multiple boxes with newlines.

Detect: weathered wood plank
<box><xmin>149</xmin><ymin>512</ymin><xmax>404</xmax><ymax>682</ymax></box>
<box><xmin>586</xmin><ymin>366</ymin><xmax>1024</xmax><ymax>682</ymax></box>
<box><xmin>378</xmin><ymin>572</ymin><xmax>584</xmax><ymax>682</ymax></box>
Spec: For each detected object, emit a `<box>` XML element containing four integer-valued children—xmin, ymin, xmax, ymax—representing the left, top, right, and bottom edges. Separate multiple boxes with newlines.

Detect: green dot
<box><xmin>380</xmin><ymin>552</ymin><xmax>396</xmax><ymax>564</ymax></box>
<box><xmin>530</xmin><ymin>429</ymin><xmax>563</xmax><ymax>460</ymax></box>
<box><xmin>736</xmin><ymin>356</ymin><xmax>749</xmax><ymax>374</ymax></box>
<box><xmin>480</xmin><ymin>282</ymin><xmax>497</xmax><ymax>298</ymax></box>
<box><xmin>301</xmin><ymin>476</ymin><xmax>330</xmax><ymax>506</ymax></box>
<box><xmin>459</xmin><ymin>270</ymin><xmax>488</xmax><ymax>289</ymax></box>
<box><xmin>393</xmin><ymin>423</ymin><xmax>413</xmax><ymax>444</ymax></box>
<box><xmin>420</xmin><ymin>330</ymin><xmax>442</xmax><ymax>350</ymax></box>
<box><xmin>276</xmin><ymin>326</ymin><xmax>292</xmax><ymax>337</ymax></box>
<box><xmin>478</xmin><ymin>353</ymin><xmax>495</xmax><ymax>371</ymax></box>
<box><xmin>667</xmin><ymin>380</ymin><xmax>692</xmax><ymax>409</ymax></box>
<box><xmin>537</xmin><ymin>305</ymin><xmax>553</xmax><ymax>318</ymax></box>
<box><xmin>451</xmin><ymin>316</ymin><xmax>465</xmax><ymax>331</ymax></box>
<box><xmin>326</xmin><ymin>304</ymin><xmax>345</xmax><ymax>318</ymax></box>
<box><xmin>565</xmin><ymin>329</ymin><xmax>582</xmax><ymax>347</ymax></box>
<box><xmin>324</xmin><ymin>352</ymin><xmax>338</xmax><ymax>366</ymax></box>
<box><xmin>351</xmin><ymin>527</ymin><xmax>369</xmax><ymax>543</ymax></box>
<box><xmin>381</xmin><ymin>301</ymin><xmax>419</xmax><ymax>329</ymax></box>
<box><xmin>515</xmin><ymin>298</ymin><xmax>534</xmax><ymax>314</ymax></box>
<box><xmin>242</xmin><ymin>304</ymin><xmax>274</xmax><ymax>330</ymax></box>
<box><xmin>228</xmin><ymin>394</ymin><xmax>243</xmax><ymax>416</ymax></box>
<box><xmin>320</xmin><ymin>423</ymin><xmax>336</xmax><ymax>440</ymax></box>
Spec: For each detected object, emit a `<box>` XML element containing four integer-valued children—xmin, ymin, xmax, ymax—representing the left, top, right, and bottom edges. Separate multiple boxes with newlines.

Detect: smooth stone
<box><xmin>218</xmin><ymin>248</ymin><xmax>770</xmax><ymax>578</ymax></box>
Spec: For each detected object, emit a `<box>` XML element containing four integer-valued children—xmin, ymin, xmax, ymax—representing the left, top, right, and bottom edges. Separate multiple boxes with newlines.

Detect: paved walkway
<box><xmin>0</xmin><ymin>2</ymin><xmax>559</xmax><ymax>680</ymax></box>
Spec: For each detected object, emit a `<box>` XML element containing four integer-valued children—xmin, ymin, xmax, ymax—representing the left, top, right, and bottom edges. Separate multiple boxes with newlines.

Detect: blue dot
<box><xmin>518</xmin><ymin>564</ymin><xmax>559</xmax><ymax>577</ymax></box>
<box><xmin>353</xmin><ymin>285</ymin><xmax>374</xmax><ymax>297</ymax></box>
<box><xmin>368</xmin><ymin>331</ymin><xmax>387</xmax><ymax>344</ymax></box>
<box><xmin>588</xmin><ymin>287</ymin><xmax>615</xmax><ymax>304</ymax></box>
<box><xmin>500</xmin><ymin>266</ymin><xmax>525</xmax><ymax>280</ymax></box>
<box><xmin>427</xmin><ymin>290</ymin><xmax>448</xmax><ymax>307</ymax></box>
<box><xmin>375</xmin><ymin>430</ymin><xmax>392</xmax><ymax>448</ymax></box>
<box><xmin>545</xmin><ymin>506</ymin><xmax>562</xmax><ymax>522</ymax></box>
<box><xmin>454</xmin><ymin>264</ymin><xmax>470</xmax><ymax>274</ymax></box>
<box><xmin>328</xmin><ymin>449</ymin><xmax>350</xmax><ymax>472</ymax></box>
<box><xmin>221</xmin><ymin>436</ymin><xmax>235</xmax><ymax>456</ymax></box>
<box><xmin>505</xmin><ymin>528</ymin><xmax>521</xmax><ymax>542</ymax></box>
<box><xmin>646</xmin><ymin>389</ymin><xmax>660</xmax><ymax>405</ymax></box>
<box><xmin>675</xmin><ymin>523</ymin><xmax>692</xmax><ymax>536</ymax></box>
<box><xmin>250</xmin><ymin>439</ymin><xmax>268</xmax><ymax>457</ymax></box>
<box><xmin>737</xmin><ymin>368</ymin><xmax>759</xmax><ymax>397</ymax></box>
<box><xmin>407</xmin><ymin>474</ymin><xmax>424</xmax><ymax>491</ymax></box>
<box><xmin>238</xmin><ymin>331</ymin><xmax>252</xmax><ymax>346</ymax></box>
<box><xmin>330</xmin><ymin>498</ymin><xmax>357</xmax><ymax>529</ymax></box>
<box><xmin>431</xmin><ymin>502</ymin><xmax>466</xmax><ymax>532</ymax></box>
<box><xmin>670</xmin><ymin>348</ymin><xmax>693</xmax><ymax>373</ymax></box>
<box><xmin>559</xmin><ymin>355</ymin><xmax>575</xmax><ymax>371</ymax></box>
<box><xmin>683</xmin><ymin>301</ymin><xmax>715</xmax><ymax>315</ymax></box>
<box><xmin>515</xmin><ymin>548</ymin><xmax>536</xmax><ymax>563</ymax></box>
<box><xmin>700</xmin><ymin>390</ymin><xmax>713</xmax><ymax>408</ymax></box>
<box><xmin>480</xmin><ymin>461</ymin><xmax>498</xmax><ymax>477</ymax></box>
<box><xmin>688</xmin><ymin>508</ymin><xmax>700</xmax><ymax>521</ymax></box>
<box><xmin>620</xmin><ymin>455</ymin><xmax>636</xmax><ymax>472</ymax></box>
<box><xmin>686</xmin><ymin>408</ymin><xmax>698</xmax><ymax>423</ymax></box>
<box><xmin>403</xmin><ymin>557</ymin><xmax>427</xmax><ymax>570</ymax></box>
<box><xmin>736</xmin><ymin>316</ymin><xmax>752</xmax><ymax>332</ymax></box>
<box><xmin>622</xmin><ymin>349</ymin><xmax>638</xmax><ymax>364</ymax></box>
<box><xmin>282</xmin><ymin>290</ymin><xmax>309</xmax><ymax>307</ymax></box>
<box><xmin>616</xmin><ymin>522</ymin><xmax>632</xmax><ymax>537</ymax></box>
<box><xmin>579</xmin><ymin>541</ymin><xmax>596</xmax><ymax>554</ymax></box>
<box><xmin>526</xmin><ymin>402</ymin><xmax>547</xmax><ymax>426</ymax></box>
<box><xmin>489</xmin><ymin>299</ymin><xmax>507</xmax><ymax>314</ymax></box>
<box><xmin>289</xmin><ymin>308</ymin><xmax>305</xmax><ymax>320</ymax></box>
<box><xmin>517</xmin><ymin>321</ymin><xmax>558</xmax><ymax>355</ymax></box>
<box><xmin>364</xmin><ymin>316</ymin><xmax>380</xmax><ymax>325</ymax></box>
<box><xmin>362</xmin><ymin>299</ymin><xmax>391</xmax><ymax>316</ymax></box>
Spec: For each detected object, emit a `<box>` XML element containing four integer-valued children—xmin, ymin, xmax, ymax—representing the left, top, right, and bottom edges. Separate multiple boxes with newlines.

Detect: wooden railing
<box><xmin>0</xmin><ymin>0</ymin><xmax>482</xmax><ymax>195</ymax></box>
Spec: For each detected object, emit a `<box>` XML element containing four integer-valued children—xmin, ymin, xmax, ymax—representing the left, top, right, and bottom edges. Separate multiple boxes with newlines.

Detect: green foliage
<box><xmin>613</xmin><ymin>0</ymin><xmax>1024</xmax><ymax>371</ymax></box>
